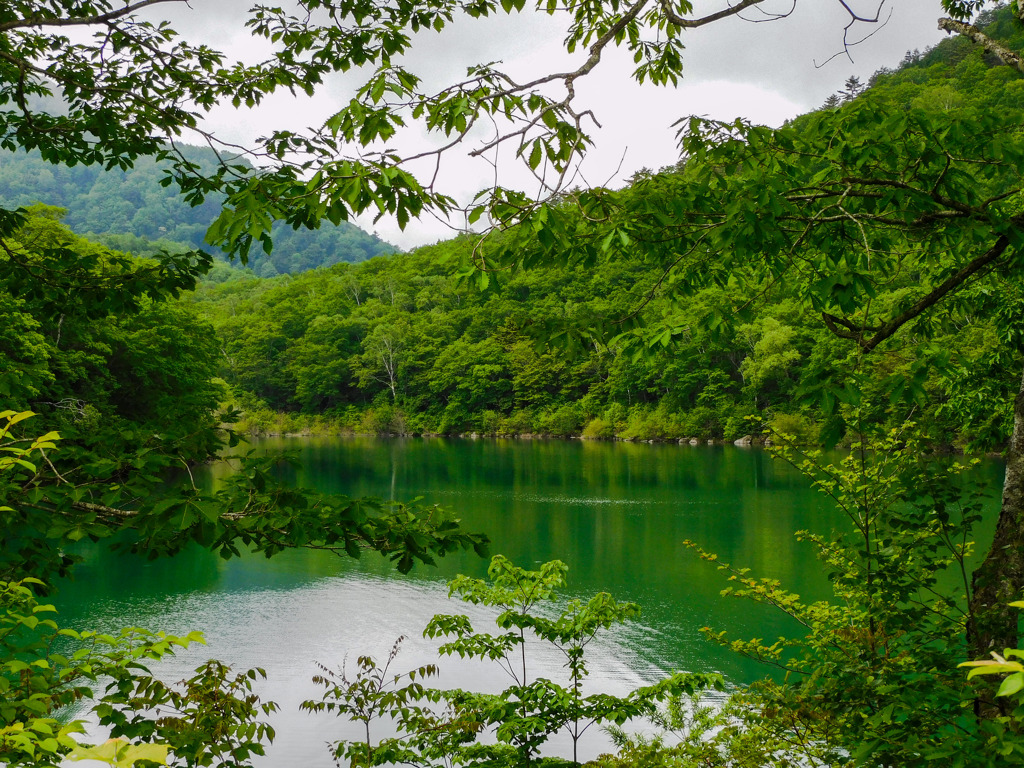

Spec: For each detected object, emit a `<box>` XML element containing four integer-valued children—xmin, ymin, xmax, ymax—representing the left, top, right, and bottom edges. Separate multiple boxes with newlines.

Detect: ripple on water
<box><xmin>65</xmin><ymin>572</ymin><xmax>669</xmax><ymax>767</ymax></box>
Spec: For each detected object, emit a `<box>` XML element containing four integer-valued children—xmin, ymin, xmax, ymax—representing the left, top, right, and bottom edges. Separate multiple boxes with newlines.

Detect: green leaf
<box><xmin>997</xmin><ymin>673</ymin><xmax>1024</xmax><ymax>697</ymax></box>
<box><xmin>67</xmin><ymin>739</ymin><xmax>169</xmax><ymax>767</ymax></box>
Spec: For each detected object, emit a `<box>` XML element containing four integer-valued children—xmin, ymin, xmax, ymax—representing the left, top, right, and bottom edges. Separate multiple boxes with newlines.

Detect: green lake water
<box><xmin>53</xmin><ymin>437</ymin><xmax>1003</xmax><ymax>765</ymax></box>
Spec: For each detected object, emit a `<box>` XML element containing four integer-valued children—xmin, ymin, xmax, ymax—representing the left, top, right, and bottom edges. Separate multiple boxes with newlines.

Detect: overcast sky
<box><xmin>150</xmin><ymin>1</ymin><xmax>956</xmax><ymax>249</ymax></box>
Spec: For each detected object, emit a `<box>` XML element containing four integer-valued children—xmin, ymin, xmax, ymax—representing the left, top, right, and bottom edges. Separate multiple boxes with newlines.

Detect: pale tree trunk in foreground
<box><xmin>969</xmin><ymin>365</ymin><xmax>1024</xmax><ymax>658</ymax></box>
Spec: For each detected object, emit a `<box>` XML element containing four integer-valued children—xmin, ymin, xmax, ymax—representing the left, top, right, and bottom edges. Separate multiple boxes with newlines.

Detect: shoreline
<box><xmin>243</xmin><ymin>428</ymin><xmax>771</xmax><ymax>447</ymax></box>
<box><xmin>233</xmin><ymin>427</ymin><xmax>1002</xmax><ymax>458</ymax></box>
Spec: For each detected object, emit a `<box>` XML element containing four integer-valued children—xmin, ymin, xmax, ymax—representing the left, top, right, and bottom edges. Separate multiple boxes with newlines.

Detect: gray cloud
<box><xmin>672</xmin><ymin>1</ymin><xmax>949</xmax><ymax>106</ymax></box>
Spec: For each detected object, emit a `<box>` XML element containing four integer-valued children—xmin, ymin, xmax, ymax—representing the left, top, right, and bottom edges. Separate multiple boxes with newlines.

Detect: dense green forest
<box><xmin>190</xmin><ymin>229</ymin><xmax>958</xmax><ymax>444</ymax></box>
<box><xmin>189</xmin><ymin>8</ymin><xmax>1024</xmax><ymax>449</ymax></box>
<box><xmin>0</xmin><ymin>144</ymin><xmax>397</xmax><ymax>276</ymax></box>
<box><xmin>6</xmin><ymin>2</ymin><xmax>1024</xmax><ymax>768</ymax></box>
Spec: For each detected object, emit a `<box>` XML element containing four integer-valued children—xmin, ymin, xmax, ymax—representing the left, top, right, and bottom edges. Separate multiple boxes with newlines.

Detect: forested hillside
<box><xmin>0</xmin><ymin>145</ymin><xmax>397</xmax><ymax>276</ymax></box>
<box><xmin>189</xmin><ymin>221</ymin><xmax>1006</xmax><ymax>445</ymax></box>
<box><xmin>191</xmin><ymin>6</ymin><xmax>1024</xmax><ymax>447</ymax></box>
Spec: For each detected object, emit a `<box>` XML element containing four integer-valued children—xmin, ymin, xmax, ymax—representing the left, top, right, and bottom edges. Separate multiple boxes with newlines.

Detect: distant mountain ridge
<box><xmin>0</xmin><ymin>144</ymin><xmax>398</xmax><ymax>275</ymax></box>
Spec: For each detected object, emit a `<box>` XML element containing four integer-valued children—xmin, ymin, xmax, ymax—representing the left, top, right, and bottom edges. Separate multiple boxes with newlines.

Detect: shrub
<box><xmin>499</xmin><ymin>409</ymin><xmax>536</xmax><ymax>435</ymax></box>
<box><xmin>479</xmin><ymin>409</ymin><xmax>502</xmax><ymax>435</ymax></box>
<box><xmin>618</xmin><ymin>405</ymin><xmax>684</xmax><ymax>441</ymax></box>
<box><xmin>538</xmin><ymin>404</ymin><xmax>582</xmax><ymax>436</ymax></box>
<box><xmin>582</xmin><ymin>417</ymin><xmax>615</xmax><ymax>439</ymax></box>
<box><xmin>678</xmin><ymin>406</ymin><xmax>722</xmax><ymax>439</ymax></box>
<box><xmin>360</xmin><ymin>403</ymin><xmax>407</xmax><ymax>435</ymax></box>
<box><xmin>603</xmin><ymin>403</ymin><xmax>629</xmax><ymax>433</ymax></box>
<box><xmin>722</xmin><ymin>408</ymin><xmax>760</xmax><ymax>442</ymax></box>
<box><xmin>767</xmin><ymin>412</ymin><xmax>819</xmax><ymax>445</ymax></box>
<box><xmin>437</xmin><ymin>402</ymin><xmax>471</xmax><ymax>435</ymax></box>
<box><xmin>302</xmin><ymin>557</ymin><xmax>721</xmax><ymax>767</ymax></box>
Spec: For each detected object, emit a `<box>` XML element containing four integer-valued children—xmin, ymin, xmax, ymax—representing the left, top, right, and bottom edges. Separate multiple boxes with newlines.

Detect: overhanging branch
<box><xmin>862</xmin><ymin>233</ymin><xmax>1012</xmax><ymax>351</ymax></box>
<box><xmin>0</xmin><ymin>0</ymin><xmax>186</xmax><ymax>32</ymax></box>
<box><xmin>658</xmin><ymin>0</ymin><xmax>776</xmax><ymax>28</ymax></box>
<box><xmin>938</xmin><ymin>16</ymin><xmax>1024</xmax><ymax>75</ymax></box>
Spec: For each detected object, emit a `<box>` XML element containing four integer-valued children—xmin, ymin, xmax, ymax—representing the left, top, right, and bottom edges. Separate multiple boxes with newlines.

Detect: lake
<box><xmin>54</xmin><ymin>437</ymin><xmax>1002</xmax><ymax>765</ymax></box>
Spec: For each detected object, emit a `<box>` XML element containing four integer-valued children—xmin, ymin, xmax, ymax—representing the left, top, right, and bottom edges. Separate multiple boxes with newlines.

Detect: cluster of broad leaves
<box><xmin>302</xmin><ymin>556</ymin><xmax>723</xmax><ymax>767</ymax></box>
<box><xmin>4</xmin><ymin>0</ymin><xmax>962</xmax><ymax>262</ymax></box>
<box><xmin>0</xmin><ymin>205</ymin><xmax>486</xmax><ymax>764</ymax></box>
<box><xmin>0</xmin><ymin>207</ymin><xmax>487</xmax><ymax>584</ymax></box>
<box><xmin>489</xmin><ymin>60</ymin><xmax>1024</xmax><ymax>378</ymax></box>
<box><xmin>0</xmin><ymin>576</ymin><xmax>281</xmax><ymax>767</ymax></box>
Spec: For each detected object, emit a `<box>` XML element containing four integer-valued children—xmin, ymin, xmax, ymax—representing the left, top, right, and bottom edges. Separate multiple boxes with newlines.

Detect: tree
<box><xmin>302</xmin><ymin>557</ymin><xmax>721</xmax><ymax>767</ymax></box>
<box><xmin>0</xmin><ymin>206</ymin><xmax>490</xmax><ymax>595</ymax></box>
<box><xmin>357</xmin><ymin>319</ymin><xmax>409</xmax><ymax>402</ymax></box>
<box><xmin>939</xmin><ymin>2</ymin><xmax>1024</xmax><ymax>74</ymax></box>
<box><xmin>681</xmin><ymin>435</ymin><xmax>995</xmax><ymax>767</ymax></box>
<box><xmin>821</xmin><ymin>93</ymin><xmax>842</xmax><ymax>109</ymax></box>
<box><xmin>839</xmin><ymin>75</ymin><xmax>865</xmax><ymax>101</ymax></box>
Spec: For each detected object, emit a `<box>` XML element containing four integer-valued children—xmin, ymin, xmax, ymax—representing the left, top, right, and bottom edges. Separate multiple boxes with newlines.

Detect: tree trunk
<box><xmin>969</xmin><ymin>365</ymin><xmax>1024</xmax><ymax>658</ymax></box>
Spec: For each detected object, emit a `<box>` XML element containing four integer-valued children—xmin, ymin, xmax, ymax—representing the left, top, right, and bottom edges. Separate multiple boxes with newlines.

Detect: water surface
<box><xmin>55</xmin><ymin>438</ymin><xmax>1001</xmax><ymax>765</ymax></box>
